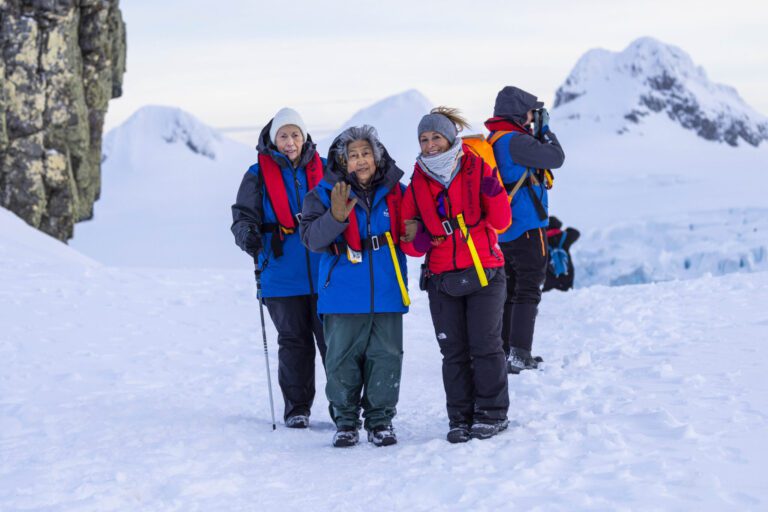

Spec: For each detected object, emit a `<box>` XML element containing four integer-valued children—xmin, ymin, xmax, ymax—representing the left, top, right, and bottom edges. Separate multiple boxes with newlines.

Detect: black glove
<box><xmin>240</xmin><ymin>227</ymin><xmax>262</xmax><ymax>257</ymax></box>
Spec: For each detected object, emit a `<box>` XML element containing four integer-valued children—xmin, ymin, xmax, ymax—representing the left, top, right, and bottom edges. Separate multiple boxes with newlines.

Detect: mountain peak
<box><xmin>104</xmin><ymin>106</ymin><xmax>222</xmax><ymax>161</ymax></box>
<box><xmin>553</xmin><ymin>38</ymin><xmax>768</xmax><ymax>147</ymax></box>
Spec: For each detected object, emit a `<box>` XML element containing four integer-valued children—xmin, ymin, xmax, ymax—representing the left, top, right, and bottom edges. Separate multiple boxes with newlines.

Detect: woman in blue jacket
<box><xmin>300</xmin><ymin>125</ymin><xmax>409</xmax><ymax>448</ymax></box>
<box><xmin>231</xmin><ymin>108</ymin><xmax>326</xmax><ymax>429</ymax></box>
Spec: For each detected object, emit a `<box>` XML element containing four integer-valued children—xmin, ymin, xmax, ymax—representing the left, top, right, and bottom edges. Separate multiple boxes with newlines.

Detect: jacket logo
<box><xmin>383</xmin><ymin>208</ymin><xmax>390</xmax><ymax>218</ymax></box>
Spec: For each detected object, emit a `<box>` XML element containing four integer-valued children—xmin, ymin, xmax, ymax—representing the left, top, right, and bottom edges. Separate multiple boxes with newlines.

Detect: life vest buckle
<box><xmin>441</xmin><ymin>219</ymin><xmax>454</xmax><ymax>236</ymax></box>
<box><xmin>294</xmin><ymin>212</ymin><xmax>302</xmax><ymax>224</ymax></box>
<box><xmin>371</xmin><ymin>235</ymin><xmax>381</xmax><ymax>251</ymax></box>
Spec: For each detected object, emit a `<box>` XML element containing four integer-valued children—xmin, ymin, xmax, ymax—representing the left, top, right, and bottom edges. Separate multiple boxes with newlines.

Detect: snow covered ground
<box><xmin>2</xmin><ymin>207</ymin><xmax>767</xmax><ymax>510</ymax></box>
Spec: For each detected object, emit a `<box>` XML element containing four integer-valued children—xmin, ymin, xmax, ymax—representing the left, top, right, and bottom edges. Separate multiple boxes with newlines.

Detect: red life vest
<box><xmin>546</xmin><ymin>228</ymin><xmax>562</xmax><ymax>238</ymax></box>
<box><xmin>342</xmin><ymin>184</ymin><xmax>403</xmax><ymax>252</ymax></box>
<box><xmin>259</xmin><ymin>152</ymin><xmax>323</xmax><ymax>232</ymax></box>
<box><xmin>411</xmin><ymin>148</ymin><xmax>484</xmax><ymax>238</ymax></box>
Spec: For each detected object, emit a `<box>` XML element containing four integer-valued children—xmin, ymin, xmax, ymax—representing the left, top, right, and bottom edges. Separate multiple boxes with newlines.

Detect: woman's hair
<box><xmin>333</xmin><ymin>125</ymin><xmax>384</xmax><ymax>166</ymax></box>
<box><xmin>430</xmin><ymin>106</ymin><xmax>471</xmax><ymax>132</ymax></box>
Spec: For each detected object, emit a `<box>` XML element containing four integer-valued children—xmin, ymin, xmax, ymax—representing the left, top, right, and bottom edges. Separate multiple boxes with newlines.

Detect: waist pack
<box><xmin>431</xmin><ymin>267</ymin><xmax>499</xmax><ymax>297</ymax></box>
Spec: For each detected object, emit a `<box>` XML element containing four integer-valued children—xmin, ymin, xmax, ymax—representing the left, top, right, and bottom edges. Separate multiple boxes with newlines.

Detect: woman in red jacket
<box><xmin>401</xmin><ymin>107</ymin><xmax>511</xmax><ymax>443</ymax></box>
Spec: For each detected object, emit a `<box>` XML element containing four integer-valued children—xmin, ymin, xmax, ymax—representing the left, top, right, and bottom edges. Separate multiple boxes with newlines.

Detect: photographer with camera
<box><xmin>485</xmin><ymin>86</ymin><xmax>565</xmax><ymax>374</ymax></box>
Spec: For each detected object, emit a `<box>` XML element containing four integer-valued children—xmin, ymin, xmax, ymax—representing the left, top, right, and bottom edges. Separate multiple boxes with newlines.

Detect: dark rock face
<box><xmin>640</xmin><ymin>72</ymin><xmax>767</xmax><ymax>147</ymax></box>
<box><xmin>553</xmin><ymin>89</ymin><xmax>583</xmax><ymax>109</ymax></box>
<box><xmin>0</xmin><ymin>0</ymin><xmax>126</xmax><ymax>241</ymax></box>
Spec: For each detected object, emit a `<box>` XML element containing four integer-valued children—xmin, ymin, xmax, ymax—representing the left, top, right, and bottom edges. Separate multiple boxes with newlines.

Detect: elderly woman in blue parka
<box><xmin>300</xmin><ymin>125</ymin><xmax>410</xmax><ymax>448</ymax></box>
<box><xmin>231</xmin><ymin>108</ymin><xmax>326</xmax><ymax>429</ymax></box>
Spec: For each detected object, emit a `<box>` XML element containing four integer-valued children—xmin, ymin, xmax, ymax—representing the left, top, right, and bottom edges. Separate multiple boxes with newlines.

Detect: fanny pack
<box><xmin>433</xmin><ymin>267</ymin><xmax>498</xmax><ymax>297</ymax></box>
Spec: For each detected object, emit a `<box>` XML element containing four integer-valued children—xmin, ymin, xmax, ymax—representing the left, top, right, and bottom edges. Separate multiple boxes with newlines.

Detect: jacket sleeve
<box><xmin>398</xmin><ymin>182</ymin><xmax>427</xmax><ymax>257</ymax></box>
<box><xmin>481</xmin><ymin>164</ymin><xmax>512</xmax><ymax>231</ymax></box>
<box><xmin>231</xmin><ymin>168</ymin><xmax>263</xmax><ymax>251</ymax></box>
<box><xmin>563</xmin><ymin>227</ymin><xmax>580</xmax><ymax>250</ymax></box>
<box><xmin>299</xmin><ymin>188</ymin><xmax>349</xmax><ymax>253</ymax></box>
<box><xmin>507</xmin><ymin>130</ymin><xmax>565</xmax><ymax>169</ymax></box>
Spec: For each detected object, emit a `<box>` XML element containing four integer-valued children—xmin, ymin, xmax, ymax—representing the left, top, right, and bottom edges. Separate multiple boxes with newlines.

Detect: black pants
<box><xmin>264</xmin><ymin>294</ymin><xmax>326</xmax><ymax>420</ymax></box>
<box><xmin>427</xmin><ymin>269</ymin><xmax>509</xmax><ymax>427</ymax></box>
<box><xmin>501</xmin><ymin>228</ymin><xmax>548</xmax><ymax>355</ymax></box>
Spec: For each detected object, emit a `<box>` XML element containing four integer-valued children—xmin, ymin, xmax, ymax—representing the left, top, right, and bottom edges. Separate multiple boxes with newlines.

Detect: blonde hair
<box><xmin>430</xmin><ymin>106</ymin><xmax>471</xmax><ymax>132</ymax></box>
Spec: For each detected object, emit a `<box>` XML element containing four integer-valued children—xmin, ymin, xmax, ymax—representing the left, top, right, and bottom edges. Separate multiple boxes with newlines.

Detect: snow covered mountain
<box><xmin>71</xmin><ymin>106</ymin><xmax>256</xmax><ymax>269</ymax></box>
<box><xmin>67</xmin><ymin>42</ymin><xmax>768</xmax><ymax>281</ymax></box>
<box><xmin>317</xmin><ymin>89</ymin><xmax>433</xmax><ymax>169</ymax></box>
<box><xmin>103</xmin><ymin>105</ymin><xmax>224</xmax><ymax>164</ymax></box>
<box><xmin>552</xmin><ymin>37</ymin><xmax>768</xmax><ymax>147</ymax></box>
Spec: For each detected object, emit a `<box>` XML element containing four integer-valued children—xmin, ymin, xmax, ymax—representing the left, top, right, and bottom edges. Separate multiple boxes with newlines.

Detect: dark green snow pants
<box><xmin>323</xmin><ymin>313</ymin><xmax>403</xmax><ymax>431</ymax></box>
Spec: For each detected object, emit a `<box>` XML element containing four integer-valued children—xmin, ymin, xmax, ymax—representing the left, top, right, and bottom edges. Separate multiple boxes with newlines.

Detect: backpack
<box><xmin>548</xmin><ymin>233</ymin><xmax>569</xmax><ymax>278</ymax></box>
<box><xmin>461</xmin><ymin>133</ymin><xmax>506</xmax><ymax>175</ymax></box>
<box><xmin>463</xmin><ymin>133</ymin><xmax>555</xmax><ymax>195</ymax></box>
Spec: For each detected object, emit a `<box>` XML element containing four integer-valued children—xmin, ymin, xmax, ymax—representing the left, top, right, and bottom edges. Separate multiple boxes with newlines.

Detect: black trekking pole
<box><xmin>254</xmin><ymin>258</ymin><xmax>277</xmax><ymax>430</ymax></box>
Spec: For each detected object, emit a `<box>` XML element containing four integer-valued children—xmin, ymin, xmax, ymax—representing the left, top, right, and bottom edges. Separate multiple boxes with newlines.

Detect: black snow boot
<box><xmin>285</xmin><ymin>414</ymin><xmax>309</xmax><ymax>429</ymax></box>
<box><xmin>332</xmin><ymin>427</ymin><xmax>359</xmax><ymax>448</ymax></box>
<box><xmin>507</xmin><ymin>347</ymin><xmax>540</xmax><ymax>374</ymax></box>
<box><xmin>471</xmin><ymin>419</ymin><xmax>509</xmax><ymax>440</ymax></box>
<box><xmin>367</xmin><ymin>425</ymin><xmax>397</xmax><ymax>447</ymax></box>
<box><xmin>447</xmin><ymin>424</ymin><xmax>471</xmax><ymax>444</ymax></box>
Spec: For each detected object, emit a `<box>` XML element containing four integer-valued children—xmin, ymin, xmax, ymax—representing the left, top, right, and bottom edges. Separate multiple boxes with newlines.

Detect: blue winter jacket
<box><xmin>493</xmin><ymin>130</ymin><xmax>565</xmax><ymax>242</ymax></box>
<box><xmin>300</xmin><ymin>142</ymin><xmax>408</xmax><ymax>315</ymax></box>
<box><xmin>231</xmin><ymin>123</ymin><xmax>322</xmax><ymax>298</ymax></box>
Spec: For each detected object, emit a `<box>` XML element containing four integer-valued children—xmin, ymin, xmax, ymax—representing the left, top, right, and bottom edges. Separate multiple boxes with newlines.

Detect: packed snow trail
<box><xmin>2</xmin><ymin>214</ymin><xmax>767</xmax><ymax>510</ymax></box>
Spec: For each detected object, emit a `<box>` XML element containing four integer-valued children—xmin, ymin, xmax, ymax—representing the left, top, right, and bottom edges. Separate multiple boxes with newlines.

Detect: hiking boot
<box><xmin>507</xmin><ymin>348</ymin><xmax>539</xmax><ymax>374</ymax></box>
<box><xmin>446</xmin><ymin>424</ymin><xmax>471</xmax><ymax>444</ymax></box>
<box><xmin>471</xmin><ymin>420</ymin><xmax>508</xmax><ymax>440</ymax></box>
<box><xmin>367</xmin><ymin>425</ymin><xmax>397</xmax><ymax>447</ymax></box>
<box><xmin>507</xmin><ymin>350</ymin><xmax>526</xmax><ymax>374</ymax></box>
<box><xmin>332</xmin><ymin>427</ymin><xmax>359</xmax><ymax>448</ymax></box>
<box><xmin>285</xmin><ymin>414</ymin><xmax>309</xmax><ymax>429</ymax></box>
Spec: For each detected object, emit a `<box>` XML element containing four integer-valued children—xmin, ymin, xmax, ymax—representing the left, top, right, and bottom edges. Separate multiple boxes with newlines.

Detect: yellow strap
<box><xmin>384</xmin><ymin>232</ymin><xmax>411</xmax><ymax>307</ymax></box>
<box><xmin>456</xmin><ymin>214</ymin><xmax>488</xmax><ymax>287</ymax></box>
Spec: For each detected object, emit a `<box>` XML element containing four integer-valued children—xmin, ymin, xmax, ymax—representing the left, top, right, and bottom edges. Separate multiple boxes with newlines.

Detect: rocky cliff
<box><xmin>0</xmin><ymin>0</ymin><xmax>125</xmax><ymax>241</ymax></box>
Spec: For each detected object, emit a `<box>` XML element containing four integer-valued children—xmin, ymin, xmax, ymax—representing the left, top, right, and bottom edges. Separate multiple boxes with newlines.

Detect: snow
<box><xmin>5</xmin><ymin>37</ymin><xmax>768</xmax><ymax>510</ymax></box>
<box><xmin>2</xmin><ymin>208</ymin><xmax>767</xmax><ymax>509</ymax></box>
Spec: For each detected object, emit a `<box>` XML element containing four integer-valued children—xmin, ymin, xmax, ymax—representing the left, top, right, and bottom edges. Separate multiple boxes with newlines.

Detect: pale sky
<box><xmin>105</xmin><ymin>0</ymin><xmax>768</xmax><ymax>136</ymax></box>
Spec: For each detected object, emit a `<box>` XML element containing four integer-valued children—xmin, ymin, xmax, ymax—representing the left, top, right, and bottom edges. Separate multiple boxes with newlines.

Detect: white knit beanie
<box><xmin>269</xmin><ymin>107</ymin><xmax>308</xmax><ymax>143</ymax></box>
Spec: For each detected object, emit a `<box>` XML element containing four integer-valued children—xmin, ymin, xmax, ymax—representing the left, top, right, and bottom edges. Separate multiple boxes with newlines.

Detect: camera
<box><xmin>532</xmin><ymin>108</ymin><xmax>549</xmax><ymax>140</ymax></box>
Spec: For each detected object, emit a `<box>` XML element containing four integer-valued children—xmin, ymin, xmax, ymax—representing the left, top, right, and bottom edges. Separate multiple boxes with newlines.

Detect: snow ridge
<box><xmin>553</xmin><ymin>37</ymin><xmax>768</xmax><ymax>147</ymax></box>
<box><xmin>103</xmin><ymin>106</ymin><xmax>222</xmax><ymax>163</ymax></box>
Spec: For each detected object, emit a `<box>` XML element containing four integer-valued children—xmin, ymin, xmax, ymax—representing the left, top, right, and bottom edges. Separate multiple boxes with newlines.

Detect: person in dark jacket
<box><xmin>543</xmin><ymin>215</ymin><xmax>580</xmax><ymax>292</ymax></box>
<box><xmin>400</xmin><ymin>107</ymin><xmax>511</xmax><ymax>444</ymax></box>
<box><xmin>300</xmin><ymin>125</ymin><xmax>409</xmax><ymax>448</ymax></box>
<box><xmin>231</xmin><ymin>107</ymin><xmax>326</xmax><ymax>429</ymax></box>
<box><xmin>486</xmin><ymin>87</ymin><xmax>566</xmax><ymax>374</ymax></box>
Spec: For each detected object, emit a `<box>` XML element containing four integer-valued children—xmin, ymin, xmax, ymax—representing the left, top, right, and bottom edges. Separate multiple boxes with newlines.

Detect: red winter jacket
<box><xmin>401</xmin><ymin>149</ymin><xmax>510</xmax><ymax>274</ymax></box>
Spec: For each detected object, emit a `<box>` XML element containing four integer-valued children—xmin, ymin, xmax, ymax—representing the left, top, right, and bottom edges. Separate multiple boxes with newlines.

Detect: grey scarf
<box><xmin>417</xmin><ymin>138</ymin><xmax>464</xmax><ymax>187</ymax></box>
